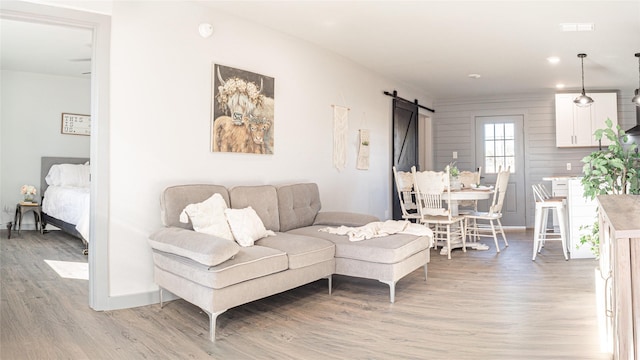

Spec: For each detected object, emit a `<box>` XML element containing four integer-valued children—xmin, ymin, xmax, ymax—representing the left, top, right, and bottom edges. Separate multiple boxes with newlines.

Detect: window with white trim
<box><xmin>483</xmin><ymin>123</ymin><xmax>515</xmax><ymax>174</ymax></box>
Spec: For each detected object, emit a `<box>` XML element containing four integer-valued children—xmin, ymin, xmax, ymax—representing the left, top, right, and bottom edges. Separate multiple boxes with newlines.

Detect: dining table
<box><xmin>437</xmin><ymin>187</ymin><xmax>494</xmax><ymax>254</ymax></box>
<box><xmin>447</xmin><ymin>187</ymin><xmax>493</xmax><ymax>216</ymax></box>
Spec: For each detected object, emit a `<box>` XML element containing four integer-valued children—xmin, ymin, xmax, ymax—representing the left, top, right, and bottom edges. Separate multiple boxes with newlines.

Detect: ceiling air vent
<box><xmin>560</xmin><ymin>23</ymin><xmax>595</xmax><ymax>32</ymax></box>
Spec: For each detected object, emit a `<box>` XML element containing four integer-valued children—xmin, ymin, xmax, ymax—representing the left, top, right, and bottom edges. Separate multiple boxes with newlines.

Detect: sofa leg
<box><xmin>327</xmin><ymin>275</ymin><xmax>332</xmax><ymax>295</ymax></box>
<box><xmin>379</xmin><ymin>280</ymin><xmax>396</xmax><ymax>303</ymax></box>
<box><xmin>159</xmin><ymin>288</ymin><xmax>165</xmax><ymax>308</ymax></box>
<box><xmin>424</xmin><ymin>264</ymin><xmax>428</xmax><ymax>282</ymax></box>
<box><xmin>204</xmin><ymin>309</ymin><xmax>227</xmax><ymax>342</ymax></box>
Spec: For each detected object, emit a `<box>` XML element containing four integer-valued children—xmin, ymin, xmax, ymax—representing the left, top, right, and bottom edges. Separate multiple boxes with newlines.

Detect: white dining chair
<box><xmin>457</xmin><ymin>167</ymin><xmax>482</xmax><ymax>214</ymax></box>
<box><xmin>392</xmin><ymin>166</ymin><xmax>421</xmax><ymax>223</ymax></box>
<box><xmin>464</xmin><ymin>166</ymin><xmax>510</xmax><ymax>253</ymax></box>
<box><xmin>412</xmin><ymin>165</ymin><xmax>466</xmax><ymax>260</ymax></box>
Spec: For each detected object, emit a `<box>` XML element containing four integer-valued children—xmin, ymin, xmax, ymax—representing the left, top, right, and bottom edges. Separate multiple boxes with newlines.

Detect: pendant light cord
<box><xmin>637</xmin><ymin>54</ymin><xmax>640</xmax><ymax>90</ymax></box>
<box><xmin>580</xmin><ymin>55</ymin><xmax>586</xmax><ymax>95</ymax></box>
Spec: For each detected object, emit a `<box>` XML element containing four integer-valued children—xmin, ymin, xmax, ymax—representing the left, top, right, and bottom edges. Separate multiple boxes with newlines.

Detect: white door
<box><xmin>475</xmin><ymin>115</ymin><xmax>526</xmax><ymax>226</ymax></box>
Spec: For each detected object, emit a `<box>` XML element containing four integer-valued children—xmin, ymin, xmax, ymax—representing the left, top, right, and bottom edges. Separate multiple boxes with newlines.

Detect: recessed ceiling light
<box><xmin>547</xmin><ymin>57</ymin><xmax>560</xmax><ymax>64</ymax></box>
<box><xmin>556</xmin><ymin>83</ymin><xmax>566</xmax><ymax>89</ymax></box>
<box><xmin>468</xmin><ymin>74</ymin><xmax>481</xmax><ymax>79</ymax></box>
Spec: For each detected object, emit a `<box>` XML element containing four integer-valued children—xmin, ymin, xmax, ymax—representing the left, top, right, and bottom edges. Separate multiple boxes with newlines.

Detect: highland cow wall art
<box><xmin>211</xmin><ymin>64</ymin><xmax>275</xmax><ymax>154</ymax></box>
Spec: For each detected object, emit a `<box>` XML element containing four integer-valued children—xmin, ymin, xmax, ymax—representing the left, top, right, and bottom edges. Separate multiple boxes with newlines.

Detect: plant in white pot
<box><xmin>580</xmin><ymin>118</ymin><xmax>640</xmax><ymax>257</ymax></box>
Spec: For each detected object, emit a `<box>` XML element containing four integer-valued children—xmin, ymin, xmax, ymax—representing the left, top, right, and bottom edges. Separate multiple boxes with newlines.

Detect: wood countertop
<box><xmin>597</xmin><ymin>195</ymin><xmax>640</xmax><ymax>239</ymax></box>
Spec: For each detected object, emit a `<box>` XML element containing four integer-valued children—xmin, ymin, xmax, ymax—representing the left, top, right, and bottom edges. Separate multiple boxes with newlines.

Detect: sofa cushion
<box><xmin>224</xmin><ymin>206</ymin><xmax>276</xmax><ymax>247</ymax></box>
<box><xmin>255</xmin><ymin>232</ymin><xmax>335</xmax><ymax>269</ymax></box>
<box><xmin>229</xmin><ymin>185</ymin><xmax>280</xmax><ymax>232</ymax></box>
<box><xmin>152</xmin><ymin>245</ymin><xmax>288</xmax><ymax>289</ymax></box>
<box><xmin>277</xmin><ymin>183</ymin><xmax>321</xmax><ymax>232</ymax></box>
<box><xmin>148</xmin><ymin>227</ymin><xmax>239</xmax><ymax>266</ymax></box>
<box><xmin>313</xmin><ymin>211</ymin><xmax>379</xmax><ymax>227</ymax></box>
<box><xmin>287</xmin><ymin>225</ymin><xmax>430</xmax><ymax>264</ymax></box>
<box><xmin>179</xmin><ymin>193</ymin><xmax>234</xmax><ymax>241</ymax></box>
<box><xmin>161</xmin><ymin>184</ymin><xmax>230</xmax><ymax>229</ymax></box>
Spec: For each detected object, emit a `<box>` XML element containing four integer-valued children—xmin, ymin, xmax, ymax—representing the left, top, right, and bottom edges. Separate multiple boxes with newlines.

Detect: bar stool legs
<box><xmin>532</xmin><ymin>201</ymin><xmax>568</xmax><ymax>261</ymax></box>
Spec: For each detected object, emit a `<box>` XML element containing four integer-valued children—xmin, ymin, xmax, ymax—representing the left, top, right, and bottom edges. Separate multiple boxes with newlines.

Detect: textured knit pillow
<box><xmin>224</xmin><ymin>206</ymin><xmax>275</xmax><ymax>247</ymax></box>
<box><xmin>179</xmin><ymin>193</ymin><xmax>234</xmax><ymax>241</ymax></box>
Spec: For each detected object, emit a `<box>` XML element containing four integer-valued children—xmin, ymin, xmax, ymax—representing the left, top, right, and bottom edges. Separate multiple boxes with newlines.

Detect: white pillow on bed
<box><xmin>179</xmin><ymin>193</ymin><xmax>234</xmax><ymax>241</ymax></box>
<box><xmin>45</xmin><ymin>164</ymin><xmax>90</xmax><ymax>187</ymax></box>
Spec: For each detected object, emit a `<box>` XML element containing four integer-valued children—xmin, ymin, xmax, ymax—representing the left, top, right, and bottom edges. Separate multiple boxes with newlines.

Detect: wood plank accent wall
<box><xmin>432</xmin><ymin>92</ymin><xmax>638</xmax><ymax>228</ymax></box>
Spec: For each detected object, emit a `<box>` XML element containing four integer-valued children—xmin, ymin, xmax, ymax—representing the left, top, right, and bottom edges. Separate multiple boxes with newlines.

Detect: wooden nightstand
<box><xmin>9</xmin><ymin>202</ymin><xmax>43</xmax><ymax>238</ymax></box>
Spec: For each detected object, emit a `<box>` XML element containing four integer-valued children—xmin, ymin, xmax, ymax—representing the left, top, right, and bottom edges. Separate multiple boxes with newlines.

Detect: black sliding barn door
<box><xmin>392</xmin><ymin>99</ymin><xmax>419</xmax><ymax>220</ymax></box>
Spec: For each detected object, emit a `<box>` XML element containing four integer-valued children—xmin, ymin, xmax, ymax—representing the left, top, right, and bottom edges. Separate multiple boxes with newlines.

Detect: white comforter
<box><xmin>42</xmin><ymin>186</ymin><xmax>90</xmax><ymax>241</ymax></box>
<box><xmin>319</xmin><ymin>220</ymin><xmax>433</xmax><ymax>242</ymax></box>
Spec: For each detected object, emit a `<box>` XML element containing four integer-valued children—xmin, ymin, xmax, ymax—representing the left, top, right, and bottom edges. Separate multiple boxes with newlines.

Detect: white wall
<box><xmin>0</xmin><ymin>70</ymin><xmax>90</xmax><ymax>227</ymax></box>
<box><xmin>107</xmin><ymin>2</ymin><xmax>431</xmax><ymax>298</ymax></box>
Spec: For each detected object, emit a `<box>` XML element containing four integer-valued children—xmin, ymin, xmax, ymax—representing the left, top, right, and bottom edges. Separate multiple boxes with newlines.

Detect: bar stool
<box><xmin>532</xmin><ymin>184</ymin><xmax>568</xmax><ymax>261</ymax></box>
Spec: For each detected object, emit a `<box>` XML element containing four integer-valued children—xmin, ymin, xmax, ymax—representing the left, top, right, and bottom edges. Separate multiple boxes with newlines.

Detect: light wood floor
<box><xmin>1</xmin><ymin>229</ymin><xmax>612</xmax><ymax>359</ymax></box>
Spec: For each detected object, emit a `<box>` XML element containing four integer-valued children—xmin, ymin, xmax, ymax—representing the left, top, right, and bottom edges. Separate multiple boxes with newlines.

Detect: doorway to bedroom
<box><xmin>1</xmin><ymin>18</ymin><xmax>92</xmax><ymax>240</ymax></box>
<box><xmin>0</xmin><ymin>14</ymin><xmax>92</xmax><ymax>297</ymax></box>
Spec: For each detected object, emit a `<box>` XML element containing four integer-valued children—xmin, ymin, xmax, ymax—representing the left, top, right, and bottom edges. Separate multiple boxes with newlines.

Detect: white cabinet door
<box><xmin>555</xmin><ymin>94</ymin><xmax>577</xmax><ymax>147</ymax></box>
<box><xmin>555</xmin><ymin>92</ymin><xmax>618</xmax><ymax>148</ymax></box>
<box><xmin>572</xmin><ymin>104</ymin><xmax>594</xmax><ymax>146</ymax></box>
<box><xmin>591</xmin><ymin>92</ymin><xmax>618</xmax><ymax>146</ymax></box>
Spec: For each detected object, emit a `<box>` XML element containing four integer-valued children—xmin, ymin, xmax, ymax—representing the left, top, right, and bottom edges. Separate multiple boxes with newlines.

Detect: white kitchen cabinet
<box><xmin>567</xmin><ymin>178</ymin><xmax>597</xmax><ymax>259</ymax></box>
<box><xmin>555</xmin><ymin>92</ymin><xmax>618</xmax><ymax>147</ymax></box>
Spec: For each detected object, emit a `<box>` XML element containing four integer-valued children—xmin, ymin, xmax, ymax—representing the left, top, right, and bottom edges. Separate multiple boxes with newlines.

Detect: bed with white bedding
<box><xmin>40</xmin><ymin>157</ymin><xmax>90</xmax><ymax>251</ymax></box>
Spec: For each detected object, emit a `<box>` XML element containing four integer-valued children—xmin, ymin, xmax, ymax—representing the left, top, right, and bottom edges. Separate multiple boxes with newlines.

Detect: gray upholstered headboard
<box><xmin>40</xmin><ymin>157</ymin><xmax>89</xmax><ymax>195</ymax></box>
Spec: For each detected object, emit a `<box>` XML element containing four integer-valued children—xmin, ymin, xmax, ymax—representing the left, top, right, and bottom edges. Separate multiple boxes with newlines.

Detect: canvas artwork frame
<box><xmin>211</xmin><ymin>64</ymin><xmax>275</xmax><ymax>154</ymax></box>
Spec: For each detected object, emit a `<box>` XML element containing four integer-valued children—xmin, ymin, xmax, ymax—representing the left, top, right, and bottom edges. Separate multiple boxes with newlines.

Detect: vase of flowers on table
<box><xmin>448</xmin><ymin>162</ymin><xmax>461</xmax><ymax>190</ymax></box>
<box><xmin>21</xmin><ymin>185</ymin><xmax>37</xmax><ymax>203</ymax></box>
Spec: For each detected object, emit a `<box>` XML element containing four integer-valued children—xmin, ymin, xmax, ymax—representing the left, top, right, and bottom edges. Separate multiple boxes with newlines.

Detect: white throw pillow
<box><xmin>179</xmin><ymin>193</ymin><xmax>234</xmax><ymax>241</ymax></box>
<box><xmin>224</xmin><ymin>206</ymin><xmax>275</xmax><ymax>247</ymax></box>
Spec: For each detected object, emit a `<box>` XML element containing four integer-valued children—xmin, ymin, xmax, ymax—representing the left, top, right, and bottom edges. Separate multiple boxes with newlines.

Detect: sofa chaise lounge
<box><xmin>148</xmin><ymin>183</ymin><xmax>432</xmax><ymax>341</ymax></box>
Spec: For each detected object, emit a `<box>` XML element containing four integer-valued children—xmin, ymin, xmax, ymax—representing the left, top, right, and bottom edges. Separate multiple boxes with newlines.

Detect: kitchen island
<box><xmin>542</xmin><ymin>176</ymin><xmax>597</xmax><ymax>258</ymax></box>
<box><xmin>598</xmin><ymin>195</ymin><xmax>640</xmax><ymax>359</ymax></box>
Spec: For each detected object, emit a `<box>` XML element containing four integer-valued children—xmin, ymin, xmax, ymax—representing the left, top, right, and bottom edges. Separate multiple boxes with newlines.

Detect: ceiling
<box><xmin>0</xmin><ymin>18</ymin><xmax>92</xmax><ymax>78</ymax></box>
<box><xmin>2</xmin><ymin>1</ymin><xmax>639</xmax><ymax>101</ymax></box>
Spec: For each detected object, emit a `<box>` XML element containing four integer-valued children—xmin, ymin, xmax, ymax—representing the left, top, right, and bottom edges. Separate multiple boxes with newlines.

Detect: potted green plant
<box><xmin>579</xmin><ymin>118</ymin><xmax>640</xmax><ymax>257</ymax></box>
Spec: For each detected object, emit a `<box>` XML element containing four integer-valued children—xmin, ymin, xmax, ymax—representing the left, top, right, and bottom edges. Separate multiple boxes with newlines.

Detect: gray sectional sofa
<box><xmin>148</xmin><ymin>183</ymin><xmax>432</xmax><ymax>341</ymax></box>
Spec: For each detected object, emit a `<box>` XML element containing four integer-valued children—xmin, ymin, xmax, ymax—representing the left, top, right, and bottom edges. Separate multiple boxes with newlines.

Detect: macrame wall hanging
<box><xmin>357</xmin><ymin>129</ymin><xmax>370</xmax><ymax>170</ymax></box>
<box><xmin>332</xmin><ymin>105</ymin><xmax>349</xmax><ymax>171</ymax></box>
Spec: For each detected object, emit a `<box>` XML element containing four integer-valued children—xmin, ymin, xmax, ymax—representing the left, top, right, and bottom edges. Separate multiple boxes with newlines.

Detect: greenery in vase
<box><xmin>579</xmin><ymin>118</ymin><xmax>640</xmax><ymax>257</ymax></box>
<box><xmin>448</xmin><ymin>161</ymin><xmax>459</xmax><ymax>178</ymax></box>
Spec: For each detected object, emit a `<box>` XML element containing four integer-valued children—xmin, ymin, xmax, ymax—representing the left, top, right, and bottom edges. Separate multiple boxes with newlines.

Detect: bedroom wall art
<box><xmin>61</xmin><ymin>113</ymin><xmax>90</xmax><ymax>136</ymax></box>
<box><xmin>211</xmin><ymin>64</ymin><xmax>275</xmax><ymax>154</ymax></box>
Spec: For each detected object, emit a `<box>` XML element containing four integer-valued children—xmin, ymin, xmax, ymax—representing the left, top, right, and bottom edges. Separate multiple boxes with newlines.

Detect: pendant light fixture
<box><xmin>574</xmin><ymin>53</ymin><xmax>594</xmax><ymax>107</ymax></box>
<box><xmin>632</xmin><ymin>53</ymin><xmax>640</xmax><ymax>106</ymax></box>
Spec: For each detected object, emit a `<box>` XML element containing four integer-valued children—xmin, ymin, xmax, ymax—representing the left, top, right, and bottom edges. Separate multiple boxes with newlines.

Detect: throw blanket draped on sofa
<box><xmin>319</xmin><ymin>220</ymin><xmax>433</xmax><ymax>242</ymax></box>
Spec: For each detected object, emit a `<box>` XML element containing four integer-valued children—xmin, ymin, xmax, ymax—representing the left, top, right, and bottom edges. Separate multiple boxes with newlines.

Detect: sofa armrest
<box><xmin>148</xmin><ymin>227</ymin><xmax>240</xmax><ymax>266</ymax></box>
<box><xmin>313</xmin><ymin>211</ymin><xmax>380</xmax><ymax>227</ymax></box>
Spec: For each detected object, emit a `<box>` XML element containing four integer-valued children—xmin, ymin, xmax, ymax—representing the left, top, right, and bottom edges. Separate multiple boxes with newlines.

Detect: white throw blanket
<box><xmin>319</xmin><ymin>220</ymin><xmax>433</xmax><ymax>242</ymax></box>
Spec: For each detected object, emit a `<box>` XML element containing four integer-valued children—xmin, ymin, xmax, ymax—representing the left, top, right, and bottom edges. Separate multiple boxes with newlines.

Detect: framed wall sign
<box><xmin>61</xmin><ymin>113</ymin><xmax>91</xmax><ymax>136</ymax></box>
